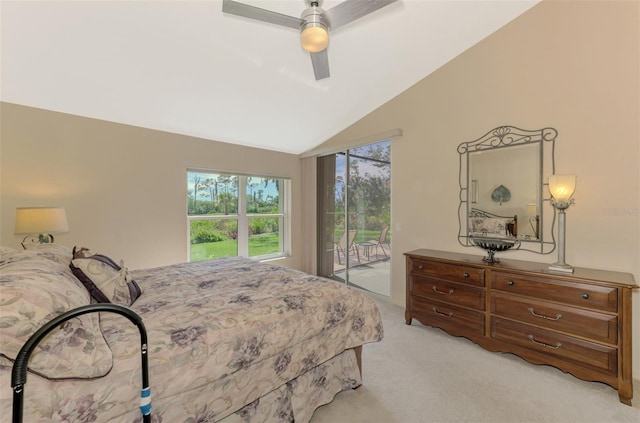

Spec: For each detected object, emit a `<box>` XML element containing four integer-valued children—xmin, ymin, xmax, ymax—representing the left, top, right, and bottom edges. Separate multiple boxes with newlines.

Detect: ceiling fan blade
<box><xmin>222</xmin><ymin>0</ymin><xmax>304</xmax><ymax>30</ymax></box>
<box><xmin>323</xmin><ymin>0</ymin><xmax>398</xmax><ymax>30</ymax></box>
<box><xmin>310</xmin><ymin>50</ymin><xmax>330</xmax><ymax>80</ymax></box>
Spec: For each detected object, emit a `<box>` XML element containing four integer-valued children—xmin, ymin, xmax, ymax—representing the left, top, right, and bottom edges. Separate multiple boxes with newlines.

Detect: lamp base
<box><xmin>21</xmin><ymin>233</ymin><xmax>54</xmax><ymax>249</ymax></box>
<box><xmin>549</xmin><ymin>263</ymin><xmax>574</xmax><ymax>273</ymax></box>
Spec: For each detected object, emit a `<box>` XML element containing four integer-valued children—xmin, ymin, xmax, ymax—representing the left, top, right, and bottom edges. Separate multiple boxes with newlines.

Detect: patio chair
<box><xmin>335</xmin><ymin>230</ymin><xmax>360</xmax><ymax>265</ymax></box>
<box><xmin>367</xmin><ymin>227</ymin><xmax>389</xmax><ymax>258</ymax></box>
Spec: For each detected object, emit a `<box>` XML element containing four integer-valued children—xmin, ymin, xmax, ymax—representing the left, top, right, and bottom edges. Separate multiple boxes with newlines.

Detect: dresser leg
<box><xmin>618</xmin><ymin>385</ymin><xmax>633</xmax><ymax>406</ymax></box>
<box><xmin>618</xmin><ymin>393</ymin><xmax>632</xmax><ymax>406</ymax></box>
<box><xmin>405</xmin><ymin>311</ymin><xmax>412</xmax><ymax>325</ymax></box>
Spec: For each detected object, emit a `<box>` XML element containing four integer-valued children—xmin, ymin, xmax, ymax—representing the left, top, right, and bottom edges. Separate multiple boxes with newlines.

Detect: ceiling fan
<box><xmin>222</xmin><ymin>0</ymin><xmax>398</xmax><ymax>80</ymax></box>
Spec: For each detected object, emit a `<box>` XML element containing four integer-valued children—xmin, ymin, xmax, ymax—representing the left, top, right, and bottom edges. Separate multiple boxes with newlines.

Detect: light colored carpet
<box><xmin>311</xmin><ymin>293</ymin><xmax>640</xmax><ymax>423</ymax></box>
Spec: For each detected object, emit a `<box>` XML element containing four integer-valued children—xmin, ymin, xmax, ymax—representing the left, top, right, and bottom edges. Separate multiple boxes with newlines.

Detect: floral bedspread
<box><xmin>1</xmin><ymin>257</ymin><xmax>383</xmax><ymax>422</ymax></box>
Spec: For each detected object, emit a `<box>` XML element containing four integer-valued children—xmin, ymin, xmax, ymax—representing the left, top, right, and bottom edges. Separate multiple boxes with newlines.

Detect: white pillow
<box><xmin>69</xmin><ymin>247</ymin><xmax>142</xmax><ymax>305</ymax></box>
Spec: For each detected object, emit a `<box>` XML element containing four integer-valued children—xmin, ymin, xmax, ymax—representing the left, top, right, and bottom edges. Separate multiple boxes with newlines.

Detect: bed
<box><xmin>0</xmin><ymin>244</ymin><xmax>383</xmax><ymax>422</ymax></box>
<box><xmin>468</xmin><ymin>208</ymin><xmax>517</xmax><ymax>238</ymax></box>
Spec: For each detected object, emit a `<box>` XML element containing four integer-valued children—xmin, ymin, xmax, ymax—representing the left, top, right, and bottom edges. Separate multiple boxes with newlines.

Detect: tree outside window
<box><xmin>187</xmin><ymin>171</ymin><xmax>288</xmax><ymax>262</ymax></box>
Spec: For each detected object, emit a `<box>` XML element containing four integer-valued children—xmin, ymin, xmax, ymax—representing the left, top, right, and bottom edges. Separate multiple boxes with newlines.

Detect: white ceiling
<box><xmin>1</xmin><ymin>0</ymin><xmax>538</xmax><ymax>154</ymax></box>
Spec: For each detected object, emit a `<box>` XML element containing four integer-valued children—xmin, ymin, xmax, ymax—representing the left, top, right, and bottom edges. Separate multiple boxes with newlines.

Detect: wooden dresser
<box><xmin>405</xmin><ymin>249</ymin><xmax>638</xmax><ymax>405</ymax></box>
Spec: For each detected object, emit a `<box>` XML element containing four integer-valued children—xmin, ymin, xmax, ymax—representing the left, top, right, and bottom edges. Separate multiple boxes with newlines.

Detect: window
<box><xmin>187</xmin><ymin>170</ymin><xmax>289</xmax><ymax>262</ymax></box>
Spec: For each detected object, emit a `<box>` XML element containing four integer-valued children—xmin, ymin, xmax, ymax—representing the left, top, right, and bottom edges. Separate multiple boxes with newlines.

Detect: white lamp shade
<box><xmin>548</xmin><ymin>175</ymin><xmax>576</xmax><ymax>203</ymax></box>
<box><xmin>15</xmin><ymin>207</ymin><xmax>69</xmax><ymax>234</ymax></box>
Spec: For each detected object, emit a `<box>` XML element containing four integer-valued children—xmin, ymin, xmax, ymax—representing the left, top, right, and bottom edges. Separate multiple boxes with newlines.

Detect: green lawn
<box><xmin>190</xmin><ymin>233</ymin><xmax>279</xmax><ymax>261</ymax></box>
<box><xmin>336</xmin><ymin>229</ymin><xmax>389</xmax><ymax>244</ymax></box>
<box><xmin>190</xmin><ymin>228</ymin><xmax>390</xmax><ymax>262</ymax></box>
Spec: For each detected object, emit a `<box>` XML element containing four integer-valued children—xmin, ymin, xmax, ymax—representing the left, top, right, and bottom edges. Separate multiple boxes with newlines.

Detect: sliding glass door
<box><xmin>317</xmin><ymin>140</ymin><xmax>391</xmax><ymax>296</ymax></box>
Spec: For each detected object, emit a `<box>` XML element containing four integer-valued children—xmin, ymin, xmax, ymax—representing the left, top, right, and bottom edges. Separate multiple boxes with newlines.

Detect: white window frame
<box><xmin>187</xmin><ymin>170</ymin><xmax>290</xmax><ymax>261</ymax></box>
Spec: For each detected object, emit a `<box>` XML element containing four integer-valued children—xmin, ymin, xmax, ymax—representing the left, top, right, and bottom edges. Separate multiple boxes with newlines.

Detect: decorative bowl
<box><xmin>469</xmin><ymin>236</ymin><xmax>520</xmax><ymax>263</ymax></box>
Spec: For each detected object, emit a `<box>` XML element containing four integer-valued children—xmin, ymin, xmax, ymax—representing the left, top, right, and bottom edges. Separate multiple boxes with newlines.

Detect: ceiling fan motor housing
<box><xmin>300</xmin><ymin>4</ymin><xmax>329</xmax><ymax>52</ymax></box>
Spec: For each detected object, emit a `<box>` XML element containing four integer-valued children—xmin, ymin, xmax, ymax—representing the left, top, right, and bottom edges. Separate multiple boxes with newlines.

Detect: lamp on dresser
<box><xmin>14</xmin><ymin>206</ymin><xmax>69</xmax><ymax>249</ymax></box>
<box><xmin>548</xmin><ymin>174</ymin><xmax>576</xmax><ymax>273</ymax></box>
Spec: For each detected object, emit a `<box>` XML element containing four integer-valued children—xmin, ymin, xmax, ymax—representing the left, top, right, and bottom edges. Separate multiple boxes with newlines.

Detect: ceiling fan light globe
<box><xmin>300</xmin><ymin>26</ymin><xmax>328</xmax><ymax>52</ymax></box>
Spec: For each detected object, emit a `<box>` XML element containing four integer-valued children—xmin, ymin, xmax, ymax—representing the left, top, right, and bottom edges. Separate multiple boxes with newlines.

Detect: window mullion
<box><xmin>279</xmin><ymin>181</ymin><xmax>286</xmax><ymax>255</ymax></box>
<box><xmin>237</xmin><ymin>176</ymin><xmax>248</xmax><ymax>256</ymax></box>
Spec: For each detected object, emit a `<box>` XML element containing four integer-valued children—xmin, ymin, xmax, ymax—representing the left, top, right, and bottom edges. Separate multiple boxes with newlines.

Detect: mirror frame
<box><xmin>457</xmin><ymin>126</ymin><xmax>558</xmax><ymax>254</ymax></box>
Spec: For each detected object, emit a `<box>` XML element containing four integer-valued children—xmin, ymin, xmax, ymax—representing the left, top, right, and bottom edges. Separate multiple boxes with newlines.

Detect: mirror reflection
<box><xmin>469</xmin><ymin>143</ymin><xmax>539</xmax><ymax>239</ymax></box>
<box><xmin>458</xmin><ymin>126</ymin><xmax>557</xmax><ymax>254</ymax></box>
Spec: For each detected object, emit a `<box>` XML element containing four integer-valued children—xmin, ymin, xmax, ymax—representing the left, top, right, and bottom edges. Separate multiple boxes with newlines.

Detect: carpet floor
<box><xmin>311</xmin><ymin>292</ymin><xmax>640</xmax><ymax>423</ymax></box>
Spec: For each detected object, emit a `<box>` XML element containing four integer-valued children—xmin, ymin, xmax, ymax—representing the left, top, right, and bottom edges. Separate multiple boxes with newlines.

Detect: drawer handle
<box><xmin>432</xmin><ymin>307</ymin><xmax>453</xmax><ymax>318</ymax></box>
<box><xmin>463</xmin><ymin>272</ymin><xmax>470</xmax><ymax>278</ymax></box>
<box><xmin>506</xmin><ymin>280</ymin><xmax>515</xmax><ymax>286</ymax></box>
<box><xmin>528</xmin><ymin>307</ymin><xmax>562</xmax><ymax>321</ymax></box>
<box><xmin>432</xmin><ymin>286</ymin><xmax>454</xmax><ymax>295</ymax></box>
<box><xmin>528</xmin><ymin>335</ymin><xmax>562</xmax><ymax>350</ymax></box>
<box><xmin>418</xmin><ymin>265</ymin><xmax>424</xmax><ymax>270</ymax></box>
<box><xmin>581</xmin><ymin>293</ymin><xmax>590</xmax><ymax>300</ymax></box>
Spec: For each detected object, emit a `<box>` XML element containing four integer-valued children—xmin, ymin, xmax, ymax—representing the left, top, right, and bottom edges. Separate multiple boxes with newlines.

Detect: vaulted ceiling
<box><xmin>1</xmin><ymin>0</ymin><xmax>538</xmax><ymax>154</ymax></box>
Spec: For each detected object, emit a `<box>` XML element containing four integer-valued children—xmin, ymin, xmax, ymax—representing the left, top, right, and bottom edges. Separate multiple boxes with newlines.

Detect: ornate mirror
<box><xmin>458</xmin><ymin>126</ymin><xmax>557</xmax><ymax>254</ymax></box>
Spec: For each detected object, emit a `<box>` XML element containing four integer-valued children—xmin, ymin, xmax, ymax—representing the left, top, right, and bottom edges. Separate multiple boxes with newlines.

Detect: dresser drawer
<box><xmin>410</xmin><ymin>259</ymin><xmax>485</xmax><ymax>287</ymax></box>
<box><xmin>412</xmin><ymin>276</ymin><xmax>485</xmax><ymax>310</ymax></box>
<box><xmin>491</xmin><ymin>317</ymin><xmax>617</xmax><ymax>376</ymax></box>
<box><xmin>490</xmin><ymin>292</ymin><xmax>617</xmax><ymax>344</ymax></box>
<box><xmin>491</xmin><ymin>271</ymin><xmax>617</xmax><ymax>313</ymax></box>
<box><xmin>410</xmin><ymin>295</ymin><xmax>485</xmax><ymax>337</ymax></box>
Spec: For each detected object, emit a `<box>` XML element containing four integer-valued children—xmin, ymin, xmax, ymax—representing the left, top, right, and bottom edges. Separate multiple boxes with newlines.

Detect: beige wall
<box><xmin>0</xmin><ymin>103</ymin><xmax>303</xmax><ymax>271</ymax></box>
<box><xmin>306</xmin><ymin>0</ymin><xmax>640</xmax><ymax>379</ymax></box>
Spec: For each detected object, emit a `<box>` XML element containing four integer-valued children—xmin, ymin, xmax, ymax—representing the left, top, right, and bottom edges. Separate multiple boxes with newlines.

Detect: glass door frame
<box><xmin>316</xmin><ymin>141</ymin><xmax>391</xmax><ymax>292</ymax></box>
